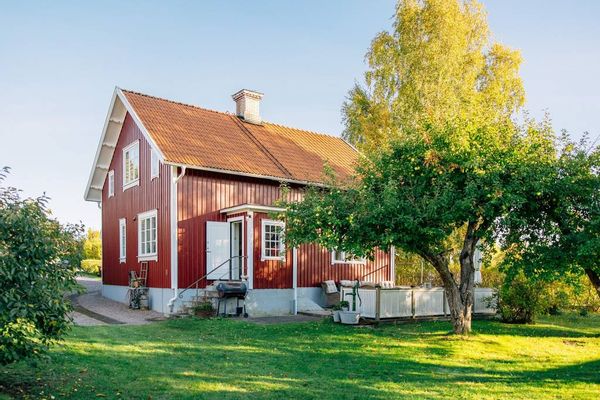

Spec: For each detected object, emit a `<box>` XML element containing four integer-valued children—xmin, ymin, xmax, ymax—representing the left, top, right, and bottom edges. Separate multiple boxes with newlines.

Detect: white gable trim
<box><xmin>84</xmin><ymin>87</ymin><xmax>165</xmax><ymax>202</ymax></box>
<box><xmin>117</xmin><ymin>88</ymin><xmax>165</xmax><ymax>162</ymax></box>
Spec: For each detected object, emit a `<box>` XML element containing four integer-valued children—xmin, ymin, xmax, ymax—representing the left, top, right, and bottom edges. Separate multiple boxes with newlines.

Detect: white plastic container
<box><xmin>339</xmin><ymin>311</ymin><xmax>360</xmax><ymax>325</ymax></box>
<box><xmin>333</xmin><ymin>310</ymin><xmax>341</xmax><ymax>322</ymax></box>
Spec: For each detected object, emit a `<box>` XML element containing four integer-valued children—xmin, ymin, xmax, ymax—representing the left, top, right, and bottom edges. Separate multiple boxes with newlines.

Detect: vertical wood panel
<box><xmin>101</xmin><ymin>113</ymin><xmax>171</xmax><ymax>288</ymax></box>
<box><xmin>177</xmin><ymin>169</ymin><xmax>391</xmax><ymax>290</ymax></box>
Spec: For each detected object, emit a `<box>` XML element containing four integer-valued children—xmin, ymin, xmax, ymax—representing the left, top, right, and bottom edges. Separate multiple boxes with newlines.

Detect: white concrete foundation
<box><xmin>101</xmin><ymin>284</ymin><xmax>328</xmax><ymax>317</ymax></box>
<box><xmin>102</xmin><ymin>284</ymin><xmax>176</xmax><ymax>314</ymax></box>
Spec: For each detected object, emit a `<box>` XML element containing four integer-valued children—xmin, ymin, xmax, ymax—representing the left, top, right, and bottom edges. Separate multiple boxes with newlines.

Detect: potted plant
<box><xmin>332</xmin><ymin>302</ymin><xmax>346</xmax><ymax>322</ymax></box>
<box><xmin>339</xmin><ymin>300</ymin><xmax>350</xmax><ymax>311</ymax></box>
<box><xmin>339</xmin><ymin>288</ymin><xmax>360</xmax><ymax>325</ymax></box>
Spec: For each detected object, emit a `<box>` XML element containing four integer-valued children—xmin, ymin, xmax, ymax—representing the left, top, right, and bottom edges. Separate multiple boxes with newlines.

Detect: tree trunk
<box><xmin>420</xmin><ymin>252</ymin><xmax>473</xmax><ymax>335</ymax></box>
<box><xmin>584</xmin><ymin>268</ymin><xmax>600</xmax><ymax>299</ymax></box>
<box><xmin>420</xmin><ymin>221</ymin><xmax>479</xmax><ymax>335</ymax></box>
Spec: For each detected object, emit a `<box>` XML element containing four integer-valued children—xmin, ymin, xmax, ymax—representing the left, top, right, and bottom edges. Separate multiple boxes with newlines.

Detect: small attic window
<box><xmin>150</xmin><ymin>148</ymin><xmax>160</xmax><ymax>179</ymax></box>
<box><xmin>108</xmin><ymin>170</ymin><xmax>114</xmax><ymax>197</ymax></box>
<box><xmin>123</xmin><ymin>141</ymin><xmax>139</xmax><ymax>190</ymax></box>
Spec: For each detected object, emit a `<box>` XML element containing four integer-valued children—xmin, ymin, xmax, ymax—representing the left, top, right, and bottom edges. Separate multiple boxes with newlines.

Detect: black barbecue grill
<box><xmin>216</xmin><ymin>281</ymin><xmax>248</xmax><ymax>317</ymax></box>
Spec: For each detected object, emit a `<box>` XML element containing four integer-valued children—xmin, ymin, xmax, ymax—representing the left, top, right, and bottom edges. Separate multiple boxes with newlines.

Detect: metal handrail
<box><xmin>360</xmin><ymin>264</ymin><xmax>390</xmax><ymax>281</ymax></box>
<box><xmin>178</xmin><ymin>255</ymin><xmax>247</xmax><ymax>299</ymax></box>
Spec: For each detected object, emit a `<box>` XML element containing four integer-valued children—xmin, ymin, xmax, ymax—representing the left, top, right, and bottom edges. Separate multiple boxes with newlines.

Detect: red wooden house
<box><xmin>84</xmin><ymin>88</ymin><xmax>395</xmax><ymax>315</ymax></box>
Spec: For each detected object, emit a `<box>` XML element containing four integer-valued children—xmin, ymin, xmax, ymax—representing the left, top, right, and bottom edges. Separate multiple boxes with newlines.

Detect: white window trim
<box><xmin>122</xmin><ymin>141</ymin><xmax>140</xmax><ymax>191</ymax></box>
<box><xmin>331</xmin><ymin>250</ymin><xmax>367</xmax><ymax>265</ymax></box>
<box><xmin>119</xmin><ymin>218</ymin><xmax>126</xmax><ymax>263</ymax></box>
<box><xmin>150</xmin><ymin>148</ymin><xmax>160</xmax><ymax>180</ymax></box>
<box><xmin>261</xmin><ymin>219</ymin><xmax>285</xmax><ymax>261</ymax></box>
<box><xmin>137</xmin><ymin>209</ymin><xmax>158</xmax><ymax>262</ymax></box>
<box><xmin>108</xmin><ymin>170</ymin><xmax>115</xmax><ymax>198</ymax></box>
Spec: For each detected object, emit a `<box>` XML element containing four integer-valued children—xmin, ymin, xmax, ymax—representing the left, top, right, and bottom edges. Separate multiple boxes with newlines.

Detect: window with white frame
<box><xmin>150</xmin><ymin>148</ymin><xmax>160</xmax><ymax>179</ymax></box>
<box><xmin>331</xmin><ymin>250</ymin><xmax>366</xmax><ymax>265</ymax></box>
<box><xmin>122</xmin><ymin>141</ymin><xmax>139</xmax><ymax>189</ymax></box>
<box><xmin>108</xmin><ymin>170</ymin><xmax>115</xmax><ymax>197</ymax></box>
<box><xmin>138</xmin><ymin>210</ymin><xmax>157</xmax><ymax>260</ymax></box>
<box><xmin>261</xmin><ymin>220</ymin><xmax>285</xmax><ymax>260</ymax></box>
<box><xmin>119</xmin><ymin>218</ymin><xmax>126</xmax><ymax>262</ymax></box>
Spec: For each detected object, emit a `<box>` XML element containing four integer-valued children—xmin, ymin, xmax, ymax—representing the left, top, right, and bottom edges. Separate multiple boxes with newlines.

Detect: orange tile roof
<box><xmin>122</xmin><ymin>90</ymin><xmax>358</xmax><ymax>184</ymax></box>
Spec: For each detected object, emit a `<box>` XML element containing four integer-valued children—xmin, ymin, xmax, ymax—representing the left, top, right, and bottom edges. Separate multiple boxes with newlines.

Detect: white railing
<box><xmin>340</xmin><ymin>286</ymin><xmax>496</xmax><ymax>320</ymax></box>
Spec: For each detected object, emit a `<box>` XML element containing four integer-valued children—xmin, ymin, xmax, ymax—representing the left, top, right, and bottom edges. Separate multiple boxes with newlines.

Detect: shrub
<box><xmin>0</xmin><ymin>167</ymin><xmax>82</xmax><ymax>365</ymax></box>
<box><xmin>498</xmin><ymin>273</ymin><xmax>547</xmax><ymax>324</ymax></box>
<box><xmin>544</xmin><ymin>281</ymin><xmax>573</xmax><ymax>315</ymax></box>
<box><xmin>82</xmin><ymin>228</ymin><xmax>102</xmax><ymax>260</ymax></box>
<box><xmin>192</xmin><ymin>301</ymin><xmax>214</xmax><ymax>318</ymax></box>
<box><xmin>81</xmin><ymin>259</ymin><xmax>102</xmax><ymax>276</ymax></box>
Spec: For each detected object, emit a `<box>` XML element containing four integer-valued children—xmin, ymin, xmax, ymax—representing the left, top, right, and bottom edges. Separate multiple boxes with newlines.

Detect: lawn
<box><xmin>1</xmin><ymin>314</ymin><xmax>599</xmax><ymax>399</ymax></box>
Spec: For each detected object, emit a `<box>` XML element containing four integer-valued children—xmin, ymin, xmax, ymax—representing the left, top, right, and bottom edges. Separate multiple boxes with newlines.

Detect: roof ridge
<box><xmin>229</xmin><ymin>115</ymin><xmax>294</xmax><ymax>180</ymax></box>
<box><xmin>121</xmin><ymin>89</ymin><xmax>233</xmax><ymax>117</ymax></box>
<box><xmin>262</xmin><ymin>120</ymin><xmax>346</xmax><ymax>141</ymax></box>
<box><xmin>121</xmin><ymin>88</ymin><xmax>349</xmax><ymax>143</ymax></box>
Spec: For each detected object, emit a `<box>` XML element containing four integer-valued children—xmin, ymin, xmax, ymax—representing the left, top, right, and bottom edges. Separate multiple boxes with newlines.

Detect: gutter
<box><xmin>167</xmin><ymin>166</ymin><xmax>186</xmax><ymax>315</ymax></box>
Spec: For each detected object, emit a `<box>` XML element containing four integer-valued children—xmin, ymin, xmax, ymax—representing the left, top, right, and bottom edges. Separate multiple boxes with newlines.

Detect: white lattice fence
<box><xmin>339</xmin><ymin>286</ymin><xmax>496</xmax><ymax>319</ymax></box>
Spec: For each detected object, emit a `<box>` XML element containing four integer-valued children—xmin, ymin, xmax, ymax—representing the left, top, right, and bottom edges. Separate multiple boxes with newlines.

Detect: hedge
<box><xmin>80</xmin><ymin>259</ymin><xmax>102</xmax><ymax>276</ymax></box>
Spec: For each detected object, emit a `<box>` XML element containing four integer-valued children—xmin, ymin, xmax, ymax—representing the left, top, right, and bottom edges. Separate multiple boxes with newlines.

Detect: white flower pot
<box><xmin>339</xmin><ymin>310</ymin><xmax>360</xmax><ymax>325</ymax></box>
<box><xmin>333</xmin><ymin>310</ymin><xmax>341</xmax><ymax>322</ymax></box>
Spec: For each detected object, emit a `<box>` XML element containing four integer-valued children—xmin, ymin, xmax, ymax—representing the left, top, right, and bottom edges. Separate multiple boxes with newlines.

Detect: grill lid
<box><xmin>216</xmin><ymin>281</ymin><xmax>248</xmax><ymax>298</ymax></box>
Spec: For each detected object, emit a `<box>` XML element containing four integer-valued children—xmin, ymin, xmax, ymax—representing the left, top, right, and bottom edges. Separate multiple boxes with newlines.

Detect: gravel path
<box><xmin>70</xmin><ymin>277</ymin><xmax>166</xmax><ymax>326</ymax></box>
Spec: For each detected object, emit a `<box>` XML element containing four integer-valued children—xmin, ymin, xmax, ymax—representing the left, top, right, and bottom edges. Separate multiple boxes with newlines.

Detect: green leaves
<box><xmin>282</xmin><ymin>121</ymin><xmax>557</xmax><ymax>264</ymax></box>
<box><xmin>0</xmin><ymin>167</ymin><xmax>83</xmax><ymax>365</ymax></box>
<box><xmin>344</xmin><ymin>0</ymin><xmax>525</xmax><ymax>153</ymax></box>
<box><xmin>500</xmin><ymin>136</ymin><xmax>600</xmax><ymax>291</ymax></box>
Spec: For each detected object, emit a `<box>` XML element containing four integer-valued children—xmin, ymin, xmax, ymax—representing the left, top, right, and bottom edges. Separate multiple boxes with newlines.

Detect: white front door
<box><xmin>230</xmin><ymin>221</ymin><xmax>243</xmax><ymax>280</ymax></box>
<box><xmin>206</xmin><ymin>221</ymin><xmax>230</xmax><ymax>280</ymax></box>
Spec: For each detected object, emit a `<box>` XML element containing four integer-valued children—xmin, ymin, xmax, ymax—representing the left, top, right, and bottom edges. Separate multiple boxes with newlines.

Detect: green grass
<box><xmin>1</xmin><ymin>314</ymin><xmax>599</xmax><ymax>399</ymax></box>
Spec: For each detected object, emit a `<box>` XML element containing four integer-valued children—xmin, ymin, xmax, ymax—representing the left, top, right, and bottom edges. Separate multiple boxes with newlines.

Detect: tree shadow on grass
<box><xmin>470</xmin><ymin>318</ymin><xmax>600</xmax><ymax>339</ymax></box>
<box><xmin>2</xmin><ymin>318</ymin><xmax>599</xmax><ymax>399</ymax></box>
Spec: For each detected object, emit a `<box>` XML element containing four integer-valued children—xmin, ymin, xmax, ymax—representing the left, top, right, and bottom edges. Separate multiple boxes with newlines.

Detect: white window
<box><xmin>138</xmin><ymin>209</ymin><xmax>157</xmax><ymax>261</ymax></box>
<box><xmin>150</xmin><ymin>148</ymin><xmax>160</xmax><ymax>179</ymax></box>
<box><xmin>119</xmin><ymin>218</ymin><xmax>126</xmax><ymax>263</ymax></box>
<box><xmin>332</xmin><ymin>250</ymin><xmax>366</xmax><ymax>265</ymax></box>
<box><xmin>108</xmin><ymin>170</ymin><xmax>115</xmax><ymax>197</ymax></box>
<box><xmin>122</xmin><ymin>141</ymin><xmax>139</xmax><ymax>190</ymax></box>
<box><xmin>261</xmin><ymin>220</ymin><xmax>285</xmax><ymax>261</ymax></box>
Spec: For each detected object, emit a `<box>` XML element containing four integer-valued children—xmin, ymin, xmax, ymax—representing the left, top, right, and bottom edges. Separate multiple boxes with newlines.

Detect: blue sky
<box><xmin>1</xmin><ymin>1</ymin><xmax>599</xmax><ymax>230</ymax></box>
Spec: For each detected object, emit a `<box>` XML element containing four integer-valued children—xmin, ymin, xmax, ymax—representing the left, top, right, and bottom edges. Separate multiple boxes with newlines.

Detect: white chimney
<box><xmin>232</xmin><ymin>89</ymin><xmax>264</xmax><ymax>124</ymax></box>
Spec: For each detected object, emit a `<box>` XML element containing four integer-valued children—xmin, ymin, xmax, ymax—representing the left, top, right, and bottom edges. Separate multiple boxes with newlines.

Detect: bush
<box><xmin>192</xmin><ymin>301</ymin><xmax>214</xmax><ymax>318</ymax></box>
<box><xmin>0</xmin><ymin>167</ymin><xmax>82</xmax><ymax>365</ymax></box>
<box><xmin>81</xmin><ymin>259</ymin><xmax>102</xmax><ymax>276</ymax></box>
<box><xmin>82</xmin><ymin>228</ymin><xmax>102</xmax><ymax>259</ymax></box>
<box><xmin>498</xmin><ymin>273</ymin><xmax>547</xmax><ymax>324</ymax></box>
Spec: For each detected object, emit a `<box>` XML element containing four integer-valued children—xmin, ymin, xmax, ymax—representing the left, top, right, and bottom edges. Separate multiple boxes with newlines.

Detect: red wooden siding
<box><xmin>296</xmin><ymin>245</ymin><xmax>391</xmax><ymax>287</ymax></box>
<box><xmin>253</xmin><ymin>212</ymin><xmax>293</xmax><ymax>289</ymax></box>
<box><xmin>101</xmin><ymin>113</ymin><xmax>171</xmax><ymax>288</ymax></box>
<box><xmin>177</xmin><ymin>169</ymin><xmax>301</xmax><ymax>288</ymax></box>
<box><xmin>177</xmin><ymin>169</ymin><xmax>391</xmax><ymax>289</ymax></box>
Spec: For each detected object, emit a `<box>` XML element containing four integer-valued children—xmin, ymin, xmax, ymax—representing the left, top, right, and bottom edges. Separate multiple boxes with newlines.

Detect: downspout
<box><xmin>292</xmin><ymin>247</ymin><xmax>298</xmax><ymax>315</ymax></box>
<box><xmin>167</xmin><ymin>166</ymin><xmax>186</xmax><ymax>314</ymax></box>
